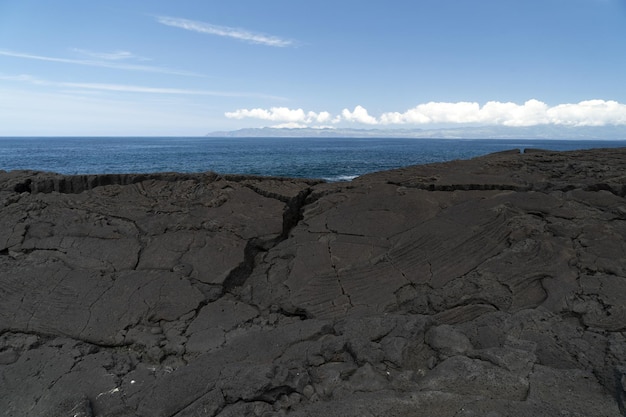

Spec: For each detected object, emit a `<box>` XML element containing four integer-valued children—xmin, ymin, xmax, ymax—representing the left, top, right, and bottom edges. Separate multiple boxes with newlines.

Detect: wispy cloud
<box><xmin>62</xmin><ymin>82</ymin><xmax>282</xmax><ymax>99</ymax></box>
<box><xmin>0</xmin><ymin>73</ymin><xmax>286</xmax><ymax>100</ymax></box>
<box><xmin>156</xmin><ymin>16</ymin><xmax>294</xmax><ymax>47</ymax></box>
<box><xmin>226</xmin><ymin>100</ymin><xmax>626</xmax><ymax>127</ymax></box>
<box><xmin>0</xmin><ymin>49</ymin><xmax>200</xmax><ymax>76</ymax></box>
<box><xmin>0</xmin><ymin>86</ymin><xmax>223</xmax><ymax>136</ymax></box>
<box><xmin>71</xmin><ymin>48</ymin><xmax>150</xmax><ymax>61</ymax></box>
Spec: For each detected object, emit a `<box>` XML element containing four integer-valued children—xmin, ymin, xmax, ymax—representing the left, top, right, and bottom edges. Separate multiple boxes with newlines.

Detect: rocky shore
<box><xmin>1</xmin><ymin>148</ymin><xmax>625</xmax><ymax>417</ymax></box>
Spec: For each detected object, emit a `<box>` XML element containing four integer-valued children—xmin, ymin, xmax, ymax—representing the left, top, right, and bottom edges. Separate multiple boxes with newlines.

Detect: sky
<box><xmin>1</xmin><ymin>0</ymin><xmax>626</xmax><ymax>136</ymax></box>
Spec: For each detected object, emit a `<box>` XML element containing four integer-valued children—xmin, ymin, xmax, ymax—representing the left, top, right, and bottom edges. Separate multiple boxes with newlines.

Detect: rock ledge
<box><xmin>1</xmin><ymin>148</ymin><xmax>625</xmax><ymax>416</ymax></box>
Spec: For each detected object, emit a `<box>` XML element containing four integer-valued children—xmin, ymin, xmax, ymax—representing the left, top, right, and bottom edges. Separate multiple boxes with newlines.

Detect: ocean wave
<box><xmin>323</xmin><ymin>174</ymin><xmax>359</xmax><ymax>182</ymax></box>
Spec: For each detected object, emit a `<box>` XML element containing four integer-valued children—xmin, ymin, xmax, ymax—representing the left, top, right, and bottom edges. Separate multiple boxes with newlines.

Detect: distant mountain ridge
<box><xmin>207</xmin><ymin>125</ymin><xmax>626</xmax><ymax>139</ymax></box>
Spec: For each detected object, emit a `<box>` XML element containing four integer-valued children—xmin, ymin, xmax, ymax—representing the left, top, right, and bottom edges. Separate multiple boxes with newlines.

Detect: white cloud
<box><xmin>479</xmin><ymin>99</ymin><xmax>550</xmax><ymax>126</ymax></box>
<box><xmin>226</xmin><ymin>100</ymin><xmax>626</xmax><ymax>128</ymax></box>
<box><xmin>380</xmin><ymin>99</ymin><xmax>626</xmax><ymax>127</ymax></box>
<box><xmin>226</xmin><ymin>107</ymin><xmax>304</xmax><ymax>121</ymax></box>
<box><xmin>547</xmin><ymin>100</ymin><xmax>626</xmax><ymax>126</ymax></box>
<box><xmin>156</xmin><ymin>16</ymin><xmax>293</xmax><ymax>47</ymax></box>
<box><xmin>380</xmin><ymin>102</ymin><xmax>480</xmax><ymax>124</ymax></box>
<box><xmin>341</xmin><ymin>105</ymin><xmax>378</xmax><ymax>125</ymax></box>
<box><xmin>315</xmin><ymin>111</ymin><xmax>332</xmax><ymax>123</ymax></box>
<box><xmin>380</xmin><ymin>99</ymin><xmax>552</xmax><ymax>126</ymax></box>
<box><xmin>0</xmin><ymin>49</ymin><xmax>200</xmax><ymax>76</ymax></box>
<box><xmin>225</xmin><ymin>107</ymin><xmax>330</xmax><ymax>123</ymax></box>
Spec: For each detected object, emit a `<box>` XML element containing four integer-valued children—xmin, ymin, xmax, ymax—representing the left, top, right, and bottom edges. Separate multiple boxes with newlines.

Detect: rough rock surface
<box><xmin>1</xmin><ymin>148</ymin><xmax>625</xmax><ymax>417</ymax></box>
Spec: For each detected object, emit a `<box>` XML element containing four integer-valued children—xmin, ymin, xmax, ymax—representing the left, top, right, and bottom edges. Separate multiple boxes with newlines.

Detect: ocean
<box><xmin>1</xmin><ymin>137</ymin><xmax>625</xmax><ymax>182</ymax></box>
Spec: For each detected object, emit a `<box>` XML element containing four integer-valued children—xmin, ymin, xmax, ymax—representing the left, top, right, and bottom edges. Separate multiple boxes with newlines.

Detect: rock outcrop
<box><xmin>1</xmin><ymin>148</ymin><xmax>625</xmax><ymax>416</ymax></box>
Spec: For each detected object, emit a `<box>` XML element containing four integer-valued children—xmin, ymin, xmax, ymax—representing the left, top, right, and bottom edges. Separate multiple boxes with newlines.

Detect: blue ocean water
<box><xmin>1</xmin><ymin>137</ymin><xmax>625</xmax><ymax>182</ymax></box>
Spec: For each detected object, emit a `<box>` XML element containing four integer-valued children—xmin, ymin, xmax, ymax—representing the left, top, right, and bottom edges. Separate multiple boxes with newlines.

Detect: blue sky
<box><xmin>1</xmin><ymin>0</ymin><xmax>626</xmax><ymax>135</ymax></box>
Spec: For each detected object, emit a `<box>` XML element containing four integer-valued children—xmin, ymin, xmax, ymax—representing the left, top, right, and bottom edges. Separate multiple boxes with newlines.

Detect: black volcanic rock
<box><xmin>1</xmin><ymin>148</ymin><xmax>625</xmax><ymax>416</ymax></box>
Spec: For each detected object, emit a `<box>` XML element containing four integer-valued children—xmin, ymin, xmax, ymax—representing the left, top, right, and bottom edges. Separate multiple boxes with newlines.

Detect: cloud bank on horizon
<box><xmin>226</xmin><ymin>100</ymin><xmax>626</xmax><ymax>129</ymax></box>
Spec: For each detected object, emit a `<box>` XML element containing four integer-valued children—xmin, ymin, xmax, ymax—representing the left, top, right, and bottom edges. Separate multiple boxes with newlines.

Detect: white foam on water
<box><xmin>323</xmin><ymin>174</ymin><xmax>358</xmax><ymax>182</ymax></box>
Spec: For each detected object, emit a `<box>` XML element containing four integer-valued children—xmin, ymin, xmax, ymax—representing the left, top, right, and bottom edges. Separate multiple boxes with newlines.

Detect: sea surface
<box><xmin>1</xmin><ymin>137</ymin><xmax>625</xmax><ymax>182</ymax></box>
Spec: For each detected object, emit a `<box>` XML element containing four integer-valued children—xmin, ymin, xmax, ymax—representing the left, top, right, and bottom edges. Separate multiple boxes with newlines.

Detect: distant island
<box><xmin>207</xmin><ymin>125</ymin><xmax>626</xmax><ymax>139</ymax></box>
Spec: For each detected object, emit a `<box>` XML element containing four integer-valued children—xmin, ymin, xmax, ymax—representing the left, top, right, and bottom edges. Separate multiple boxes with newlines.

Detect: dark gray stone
<box><xmin>1</xmin><ymin>148</ymin><xmax>625</xmax><ymax>416</ymax></box>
